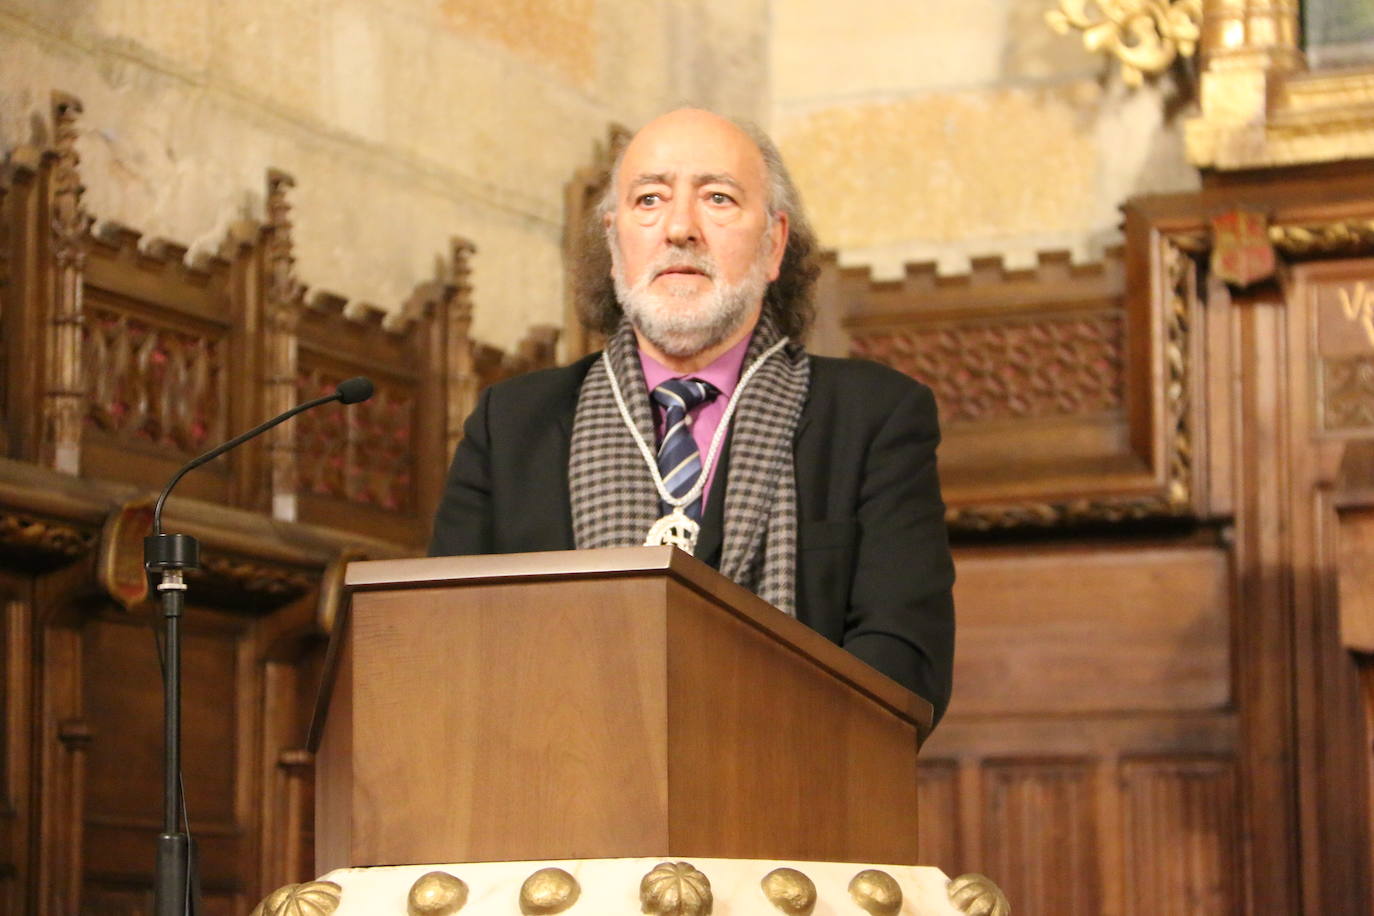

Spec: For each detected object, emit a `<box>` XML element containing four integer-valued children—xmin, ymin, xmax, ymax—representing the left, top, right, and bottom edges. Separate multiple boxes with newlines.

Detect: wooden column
<box><xmin>1227</xmin><ymin>280</ymin><xmax>1303</xmax><ymax>914</ymax></box>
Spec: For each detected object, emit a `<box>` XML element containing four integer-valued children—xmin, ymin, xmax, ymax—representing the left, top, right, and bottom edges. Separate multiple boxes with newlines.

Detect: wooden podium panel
<box><xmin>313</xmin><ymin>547</ymin><xmax>931</xmax><ymax>872</ymax></box>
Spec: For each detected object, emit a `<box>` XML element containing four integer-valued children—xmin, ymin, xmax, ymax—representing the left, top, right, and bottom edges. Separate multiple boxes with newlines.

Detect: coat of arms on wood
<box><xmin>1210</xmin><ymin>210</ymin><xmax>1276</xmax><ymax>288</ymax></box>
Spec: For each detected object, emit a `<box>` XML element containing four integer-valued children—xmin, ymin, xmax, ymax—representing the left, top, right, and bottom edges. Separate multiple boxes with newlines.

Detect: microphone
<box><xmin>143</xmin><ymin>375</ymin><xmax>372</xmax><ymax>916</ymax></box>
<box><xmin>336</xmin><ymin>375</ymin><xmax>374</xmax><ymax>405</ymax></box>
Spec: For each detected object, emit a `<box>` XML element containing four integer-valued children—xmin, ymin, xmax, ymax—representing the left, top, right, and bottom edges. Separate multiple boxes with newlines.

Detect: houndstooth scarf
<box><xmin>568</xmin><ymin>314</ymin><xmax>811</xmax><ymax>615</ymax></box>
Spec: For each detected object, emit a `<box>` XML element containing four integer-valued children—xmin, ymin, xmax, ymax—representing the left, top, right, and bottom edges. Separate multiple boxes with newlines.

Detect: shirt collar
<box><xmin>638</xmin><ymin>331</ymin><xmax>753</xmax><ymax>399</ymax></box>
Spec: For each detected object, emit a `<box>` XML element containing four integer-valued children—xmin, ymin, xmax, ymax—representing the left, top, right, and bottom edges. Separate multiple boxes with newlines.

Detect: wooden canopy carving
<box><xmin>0</xmin><ymin>92</ymin><xmax>558</xmax><ymax>552</ymax></box>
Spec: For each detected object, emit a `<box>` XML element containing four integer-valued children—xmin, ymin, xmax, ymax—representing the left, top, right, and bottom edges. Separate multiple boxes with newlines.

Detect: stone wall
<box><xmin>0</xmin><ymin>0</ymin><xmax>769</xmax><ymax>350</ymax></box>
<box><xmin>770</xmin><ymin>0</ymin><xmax>1202</xmax><ymax>279</ymax></box>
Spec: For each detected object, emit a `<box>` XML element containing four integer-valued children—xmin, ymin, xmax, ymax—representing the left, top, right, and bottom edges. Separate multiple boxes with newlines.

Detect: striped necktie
<box><xmin>650</xmin><ymin>377</ymin><xmax>720</xmax><ymax>522</ymax></box>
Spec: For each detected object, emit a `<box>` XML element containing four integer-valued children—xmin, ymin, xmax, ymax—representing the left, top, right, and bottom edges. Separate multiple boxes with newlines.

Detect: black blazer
<box><xmin>430</xmin><ymin>353</ymin><xmax>955</xmax><ymax>723</ymax></box>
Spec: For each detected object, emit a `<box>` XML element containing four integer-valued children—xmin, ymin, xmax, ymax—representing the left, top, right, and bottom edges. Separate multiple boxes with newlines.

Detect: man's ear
<box><xmin>766</xmin><ymin>212</ymin><xmax>790</xmax><ymax>283</ymax></box>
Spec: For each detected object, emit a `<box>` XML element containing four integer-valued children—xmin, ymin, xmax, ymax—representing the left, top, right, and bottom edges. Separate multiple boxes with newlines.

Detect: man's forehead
<box><xmin>617</xmin><ymin>110</ymin><xmax>766</xmax><ymax>191</ymax></box>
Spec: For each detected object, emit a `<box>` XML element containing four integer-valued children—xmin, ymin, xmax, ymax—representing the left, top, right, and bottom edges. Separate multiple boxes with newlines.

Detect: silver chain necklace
<box><xmin>604</xmin><ymin>336</ymin><xmax>788</xmax><ymax>554</ymax></box>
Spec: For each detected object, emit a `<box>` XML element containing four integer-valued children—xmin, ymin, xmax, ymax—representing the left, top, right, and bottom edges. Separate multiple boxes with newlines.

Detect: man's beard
<box><xmin>611</xmin><ymin>239</ymin><xmax>771</xmax><ymax>359</ymax></box>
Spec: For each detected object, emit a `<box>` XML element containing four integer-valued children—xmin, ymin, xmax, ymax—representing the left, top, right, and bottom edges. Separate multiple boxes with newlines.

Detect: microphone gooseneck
<box><xmin>149</xmin><ymin>377</ymin><xmax>375</xmax><ymax>537</ymax></box>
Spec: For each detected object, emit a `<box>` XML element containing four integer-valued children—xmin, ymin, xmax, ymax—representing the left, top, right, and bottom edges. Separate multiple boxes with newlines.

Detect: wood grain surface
<box><xmin>317</xmin><ymin>553</ymin><xmax>925</xmax><ymax>869</ymax></box>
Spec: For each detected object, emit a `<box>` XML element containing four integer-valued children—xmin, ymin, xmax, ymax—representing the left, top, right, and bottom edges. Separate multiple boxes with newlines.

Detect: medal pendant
<box><xmin>644</xmin><ymin>509</ymin><xmax>700</xmax><ymax>555</ymax></box>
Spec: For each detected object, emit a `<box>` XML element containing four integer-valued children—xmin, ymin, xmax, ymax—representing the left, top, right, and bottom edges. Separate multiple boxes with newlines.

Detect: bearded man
<box><xmin>430</xmin><ymin>108</ymin><xmax>955</xmax><ymax>724</ymax></box>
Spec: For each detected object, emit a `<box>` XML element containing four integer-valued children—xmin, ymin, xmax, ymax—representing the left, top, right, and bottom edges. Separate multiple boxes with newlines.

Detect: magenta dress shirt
<box><xmin>638</xmin><ymin>333</ymin><xmax>752</xmax><ymax>509</ymax></box>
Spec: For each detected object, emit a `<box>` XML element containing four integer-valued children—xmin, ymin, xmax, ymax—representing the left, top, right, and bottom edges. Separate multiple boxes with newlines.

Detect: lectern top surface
<box><xmin>345</xmin><ymin>545</ymin><xmax>680</xmax><ymax>588</ymax></box>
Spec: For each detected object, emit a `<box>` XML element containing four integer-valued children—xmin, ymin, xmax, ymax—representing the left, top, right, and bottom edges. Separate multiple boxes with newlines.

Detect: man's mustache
<box><xmin>646</xmin><ymin>249</ymin><xmax>717</xmax><ymax>282</ymax></box>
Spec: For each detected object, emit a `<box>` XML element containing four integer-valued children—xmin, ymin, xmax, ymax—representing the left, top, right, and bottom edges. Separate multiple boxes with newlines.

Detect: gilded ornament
<box><xmin>847</xmin><ymin>869</ymin><xmax>902</xmax><ymax>916</ymax></box>
<box><xmin>1045</xmin><ymin>0</ymin><xmax>1202</xmax><ymax>86</ymax></box>
<box><xmin>639</xmin><ymin>861</ymin><xmax>713</xmax><ymax>916</ymax></box>
<box><xmin>249</xmin><ymin>880</ymin><xmax>342</xmax><ymax>916</ymax></box>
<box><xmin>1271</xmin><ymin>220</ymin><xmax>1374</xmax><ymax>259</ymax></box>
<box><xmin>948</xmin><ymin>873</ymin><xmax>1011</xmax><ymax>916</ymax></box>
<box><xmin>408</xmin><ymin>870</ymin><xmax>469</xmax><ymax>915</ymax></box>
<box><xmin>519</xmin><ymin>867</ymin><xmax>580</xmax><ymax>914</ymax></box>
<box><xmin>759</xmin><ymin>867</ymin><xmax>817</xmax><ymax>915</ymax></box>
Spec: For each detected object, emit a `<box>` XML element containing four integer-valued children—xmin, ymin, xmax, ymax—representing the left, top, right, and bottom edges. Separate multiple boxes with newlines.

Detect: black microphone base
<box><xmin>145</xmin><ymin>533</ymin><xmax>200</xmax><ymax>572</ymax></box>
<box><xmin>155</xmin><ymin>832</ymin><xmax>200</xmax><ymax>916</ymax></box>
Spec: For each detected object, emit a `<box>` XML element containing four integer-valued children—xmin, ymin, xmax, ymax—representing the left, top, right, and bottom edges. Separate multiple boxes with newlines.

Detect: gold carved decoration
<box><xmin>519</xmin><ymin>867</ymin><xmax>580</xmax><ymax>914</ymax></box>
<box><xmin>408</xmin><ymin>870</ymin><xmax>469</xmax><ymax>915</ymax></box>
<box><xmin>948</xmin><ymin>873</ymin><xmax>1012</xmax><ymax>916</ymax></box>
<box><xmin>1186</xmin><ymin>0</ymin><xmax>1374</xmax><ymax>168</ymax></box>
<box><xmin>1162</xmin><ymin>241</ymin><xmax>1194</xmax><ymax>511</ymax></box>
<box><xmin>760</xmin><ymin>867</ymin><xmax>817</xmax><ymax>915</ymax></box>
<box><xmin>97</xmin><ymin>499</ymin><xmax>154</xmax><ymax>609</ymax></box>
<box><xmin>640</xmin><ymin>861</ymin><xmax>713</xmax><ymax>916</ymax></box>
<box><xmin>847</xmin><ymin>869</ymin><xmax>902</xmax><ymax>916</ymax></box>
<box><xmin>1271</xmin><ymin>220</ymin><xmax>1374</xmax><ymax>259</ymax></box>
<box><xmin>1045</xmin><ymin>0</ymin><xmax>1202</xmax><ymax>86</ymax></box>
<box><xmin>250</xmin><ymin>880</ymin><xmax>342</xmax><ymax>916</ymax></box>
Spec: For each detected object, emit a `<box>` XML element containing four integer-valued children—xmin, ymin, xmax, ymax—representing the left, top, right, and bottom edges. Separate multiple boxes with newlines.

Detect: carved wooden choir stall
<box><xmin>818</xmin><ymin>162</ymin><xmax>1374</xmax><ymax>915</ymax></box>
<box><xmin>0</xmin><ymin>94</ymin><xmax>559</xmax><ymax>914</ymax></box>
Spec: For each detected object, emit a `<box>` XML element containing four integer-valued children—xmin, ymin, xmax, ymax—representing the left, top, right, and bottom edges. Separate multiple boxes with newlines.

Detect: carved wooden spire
<box><xmin>45</xmin><ymin>91</ymin><xmax>93</xmax><ymax>474</ymax></box>
<box><xmin>443</xmin><ymin>236</ymin><xmax>478</xmax><ymax>458</ymax></box>
<box><xmin>263</xmin><ymin>168</ymin><xmax>304</xmax><ymax>520</ymax></box>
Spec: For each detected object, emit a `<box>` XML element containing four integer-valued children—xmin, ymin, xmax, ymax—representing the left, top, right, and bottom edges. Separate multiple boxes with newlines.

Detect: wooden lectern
<box><xmin>311</xmin><ymin>546</ymin><xmax>932</xmax><ymax>875</ymax></box>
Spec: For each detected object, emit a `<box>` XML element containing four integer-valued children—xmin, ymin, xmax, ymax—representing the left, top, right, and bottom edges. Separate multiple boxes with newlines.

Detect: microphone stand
<box><xmin>147</xmin><ymin>378</ymin><xmax>373</xmax><ymax>916</ymax></box>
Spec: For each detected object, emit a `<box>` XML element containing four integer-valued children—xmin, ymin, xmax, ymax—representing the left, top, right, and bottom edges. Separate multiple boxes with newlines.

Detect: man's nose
<box><xmin>664</xmin><ymin>195</ymin><xmax>700</xmax><ymax>246</ymax></box>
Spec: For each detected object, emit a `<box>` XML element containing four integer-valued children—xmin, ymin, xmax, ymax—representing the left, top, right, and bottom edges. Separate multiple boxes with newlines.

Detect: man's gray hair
<box><xmin>577</xmin><ymin>114</ymin><xmax>819</xmax><ymax>341</ymax></box>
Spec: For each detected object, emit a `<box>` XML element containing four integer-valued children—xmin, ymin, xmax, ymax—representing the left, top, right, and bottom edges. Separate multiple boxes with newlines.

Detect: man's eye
<box><xmin>637</xmin><ymin>193</ymin><xmax>662</xmax><ymax>207</ymax></box>
<box><xmin>708</xmin><ymin>192</ymin><xmax>734</xmax><ymax>205</ymax></box>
